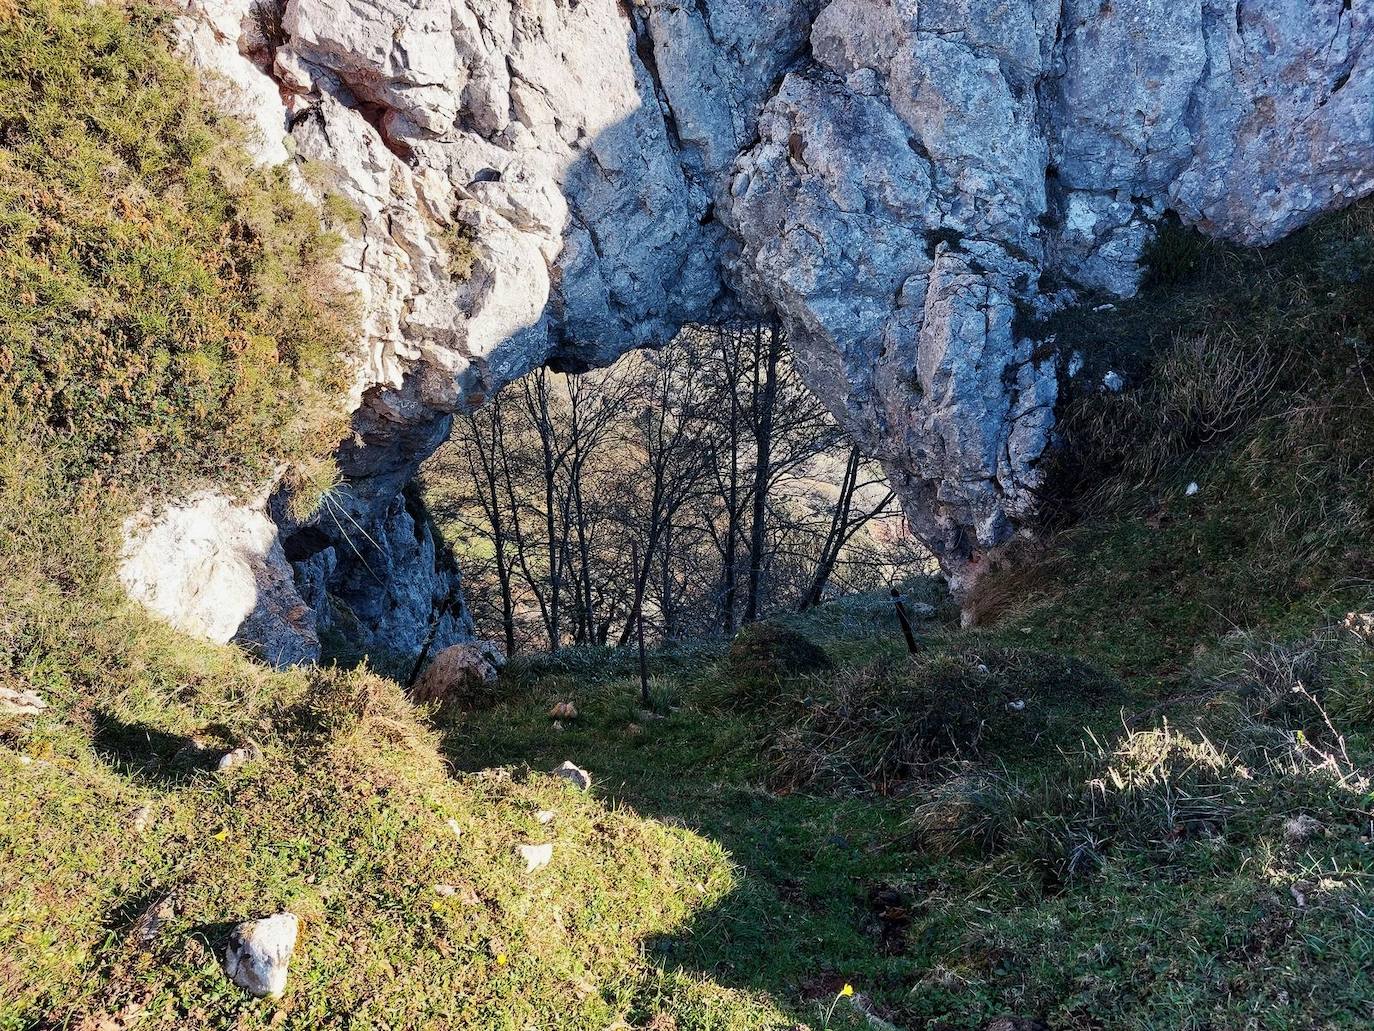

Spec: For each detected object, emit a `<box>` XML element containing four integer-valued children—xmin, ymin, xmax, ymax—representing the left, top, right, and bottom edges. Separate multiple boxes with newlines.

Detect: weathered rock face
<box><xmin>147</xmin><ymin>0</ymin><xmax>1373</xmax><ymax>652</ymax></box>
<box><xmin>119</xmin><ymin>491</ymin><xmax>321</xmax><ymax>666</ymax></box>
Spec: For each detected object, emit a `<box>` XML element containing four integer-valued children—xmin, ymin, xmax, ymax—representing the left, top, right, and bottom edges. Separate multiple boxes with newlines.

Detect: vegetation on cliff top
<box><xmin>0</xmin><ymin>0</ymin><xmax>353</xmax><ymax>494</ymax></box>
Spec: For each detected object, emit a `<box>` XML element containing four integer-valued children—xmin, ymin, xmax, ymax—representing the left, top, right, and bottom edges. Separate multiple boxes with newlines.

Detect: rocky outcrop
<box><xmin>119</xmin><ymin>491</ymin><xmax>320</xmax><ymax>666</ymax></box>
<box><xmin>150</xmin><ymin>0</ymin><xmax>1373</xmax><ymax>651</ymax></box>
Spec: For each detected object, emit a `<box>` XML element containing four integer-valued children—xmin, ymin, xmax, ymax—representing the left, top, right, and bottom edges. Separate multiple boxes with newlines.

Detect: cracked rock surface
<box><xmin>136</xmin><ymin>0</ymin><xmax>1373</xmax><ymax>652</ymax></box>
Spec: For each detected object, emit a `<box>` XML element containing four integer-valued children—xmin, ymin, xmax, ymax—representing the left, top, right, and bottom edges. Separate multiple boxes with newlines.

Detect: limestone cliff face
<box><xmin>136</xmin><ymin>0</ymin><xmax>1372</xmax><ymax>658</ymax></box>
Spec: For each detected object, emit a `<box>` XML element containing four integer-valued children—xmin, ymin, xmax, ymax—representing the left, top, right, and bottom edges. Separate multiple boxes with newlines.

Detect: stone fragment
<box><xmin>128</xmin><ymin>804</ymin><xmax>152</xmax><ymax>834</ymax></box>
<box><xmin>224</xmin><ymin>913</ymin><xmax>299</xmax><ymax>999</ymax></box>
<box><xmin>217</xmin><ymin>743</ymin><xmax>262</xmax><ymax>773</ymax></box>
<box><xmin>550</xmin><ymin>761</ymin><xmax>591</xmax><ymax>792</ymax></box>
<box><xmin>518</xmin><ymin>842</ymin><xmax>553</xmax><ymax>873</ymax></box>
<box><xmin>0</xmin><ymin>686</ymin><xmax>47</xmax><ymax>717</ymax></box>
<box><xmin>131</xmin><ymin>897</ymin><xmax>175</xmax><ymax>948</ymax></box>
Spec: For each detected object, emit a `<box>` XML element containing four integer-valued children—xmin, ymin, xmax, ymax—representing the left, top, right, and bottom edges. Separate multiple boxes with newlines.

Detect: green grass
<box><xmin>4</xmin><ymin>2</ymin><xmax>1374</xmax><ymax>1027</ymax></box>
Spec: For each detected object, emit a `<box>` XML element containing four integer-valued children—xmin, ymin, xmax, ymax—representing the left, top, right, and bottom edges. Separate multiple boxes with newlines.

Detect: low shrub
<box><xmin>0</xmin><ymin>0</ymin><xmax>354</xmax><ymax>497</ymax></box>
<box><xmin>726</xmin><ymin>621</ymin><xmax>833</xmax><ymax>688</ymax></box>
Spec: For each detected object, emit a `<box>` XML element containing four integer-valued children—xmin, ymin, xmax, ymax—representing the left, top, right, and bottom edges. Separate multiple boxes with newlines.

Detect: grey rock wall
<box><xmin>141</xmin><ymin>0</ymin><xmax>1373</xmax><ymax>655</ymax></box>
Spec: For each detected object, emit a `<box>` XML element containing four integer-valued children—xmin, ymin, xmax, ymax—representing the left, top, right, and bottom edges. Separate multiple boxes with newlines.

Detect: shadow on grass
<box><xmin>92</xmin><ymin>711</ymin><xmax>226</xmax><ymax>788</ymax></box>
<box><xmin>433</xmin><ymin>663</ymin><xmax>925</xmax><ymax>1029</ymax></box>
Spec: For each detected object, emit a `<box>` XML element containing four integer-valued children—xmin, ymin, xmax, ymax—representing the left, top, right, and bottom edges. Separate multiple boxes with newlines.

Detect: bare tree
<box><xmin>798</xmin><ymin>446</ymin><xmax>898</xmax><ymax>611</ymax></box>
<box><xmin>425</xmin><ymin>322</ymin><xmax>916</xmax><ymax>653</ymax></box>
<box><xmin>614</xmin><ymin>338</ymin><xmax>718</xmax><ymax>645</ymax></box>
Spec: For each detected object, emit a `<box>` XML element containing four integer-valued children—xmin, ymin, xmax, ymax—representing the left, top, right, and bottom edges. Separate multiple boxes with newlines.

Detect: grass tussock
<box><xmin>725</xmin><ymin>621</ymin><xmax>833</xmax><ymax>698</ymax></box>
<box><xmin>767</xmin><ymin>647</ymin><xmax>1115</xmax><ymax>793</ymax></box>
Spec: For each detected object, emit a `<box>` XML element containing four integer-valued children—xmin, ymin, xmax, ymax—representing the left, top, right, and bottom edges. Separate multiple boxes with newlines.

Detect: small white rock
<box><xmin>217</xmin><ymin>744</ymin><xmax>261</xmax><ymax>773</ymax></box>
<box><xmin>519</xmin><ymin>842</ymin><xmax>554</xmax><ymax>873</ymax></box>
<box><xmin>1103</xmin><ymin>370</ymin><xmax>1124</xmax><ymax>392</ymax></box>
<box><xmin>536</xmin><ymin>810</ymin><xmax>555</xmax><ymax>826</ymax></box>
<box><xmin>1185</xmin><ymin>481</ymin><xmax>1199</xmax><ymax>496</ymax></box>
<box><xmin>446</xmin><ymin>818</ymin><xmax>463</xmax><ymax>840</ymax></box>
<box><xmin>0</xmin><ymin>686</ymin><xmax>48</xmax><ymax>717</ymax></box>
<box><xmin>433</xmin><ymin>884</ymin><xmax>457</xmax><ymax>897</ymax></box>
<box><xmin>1007</xmin><ymin>699</ymin><xmax>1027</xmax><ymax>712</ymax></box>
<box><xmin>128</xmin><ymin>803</ymin><xmax>152</xmax><ymax>834</ymax></box>
<box><xmin>550</xmin><ymin>760</ymin><xmax>591</xmax><ymax>792</ymax></box>
<box><xmin>224</xmin><ymin>913</ymin><xmax>299</xmax><ymax>999</ymax></box>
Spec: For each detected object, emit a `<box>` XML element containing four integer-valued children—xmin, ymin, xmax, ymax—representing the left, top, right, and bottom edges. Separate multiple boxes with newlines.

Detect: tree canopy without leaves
<box><xmin>424</xmin><ymin>323</ymin><xmax>917</xmax><ymax>653</ymax></box>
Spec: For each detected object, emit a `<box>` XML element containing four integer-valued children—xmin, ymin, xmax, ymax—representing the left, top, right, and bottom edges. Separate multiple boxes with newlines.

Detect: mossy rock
<box><xmin>726</xmin><ymin>621</ymin><xmax>833</xmax><ymax>685</ymax></box>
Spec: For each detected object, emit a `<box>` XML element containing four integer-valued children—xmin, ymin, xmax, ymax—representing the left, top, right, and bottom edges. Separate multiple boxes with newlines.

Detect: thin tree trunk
<box><xmin>745</xmin><ymin>320</ymin><xmax>782</xmax><ymax>623</ymax></box>
<box><xmin>721</xmin><ymin>359</ymin><xmax>741</xmax><ymax>634</ymax></box>
<box><xmin>660</xmin><ymin>517</ymin><xmax>675</xmax><ymax>642</ymax></box>
<box><xmin>801</xmin><ymin>446</ymin><xmax>861</xmax><ymax>611</ymax></box>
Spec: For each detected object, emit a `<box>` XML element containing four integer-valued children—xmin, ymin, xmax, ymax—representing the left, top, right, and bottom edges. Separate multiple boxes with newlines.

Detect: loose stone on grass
<box><xmin>0</xmin><ymin>686</ymin><xmax>48</xmax><ymax>717</ymax></box>
<box><xmin>217</xmin><ymin>743</ymin><xmax>262</xmax><ymax>773</ymax></box>
<box><xmin>551</xmin><ymin>760</ymin><xmax>591</xmax><ymax>791</ymax></box>
<box><xmin>224</xmin><ymin>913</ymin><xmax>299</xmax><ymax>999</ymax></box>
<box><xmin>519</xmin><ymin>842</ymin><xmax>553</xmax><ymax>873</ymax></box>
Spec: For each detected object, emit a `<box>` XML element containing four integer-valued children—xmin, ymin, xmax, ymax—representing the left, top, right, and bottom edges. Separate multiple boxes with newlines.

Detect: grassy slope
<box><xmin>4</xmin><ymin>3</ymin><xmax>1374</xmax><ymax>1030</ymax></box>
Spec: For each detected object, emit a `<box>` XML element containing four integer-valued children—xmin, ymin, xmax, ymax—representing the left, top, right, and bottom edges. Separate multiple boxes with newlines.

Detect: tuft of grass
<box><xmin>442</xmin><ymin>219</ymin><xmax>480</xmax><ymax>281</ymax></box>
<box><xmin>1139</xmin><ymin>217</ymin><xmax>1221</xmax><ymax>289</ymax></box>
<box><xmin>725</xmin><ymin>621</ymin><xmax>833</xmax><ymax>702</ymax></box>
<box><xmin>767</xmin><ymin>647</ymin><xmax>1115</xmax><ymax>794</ymax></box>
<box><xmin>282</xmin><ymin>454</ymin><xmax>342</xmax><ymax>523</ymax></box>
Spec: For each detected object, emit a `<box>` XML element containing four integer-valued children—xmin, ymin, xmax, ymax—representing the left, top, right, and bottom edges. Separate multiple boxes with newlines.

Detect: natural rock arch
<box><xmin>134</xmin><ymin>0</ymin><xmax>1373</xmax><ymax>662</ymax></box>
